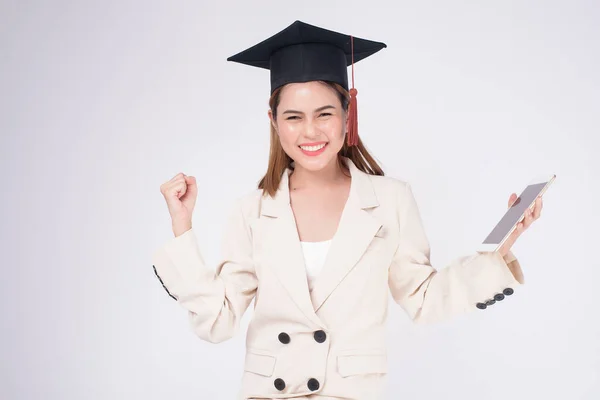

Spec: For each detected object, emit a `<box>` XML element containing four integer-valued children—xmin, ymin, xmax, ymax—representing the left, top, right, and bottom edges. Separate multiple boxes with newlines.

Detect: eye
<box><xmin>286</xmin><ymin>116</ymin><xmax>300</xmax><ymax>120</ymax></box>
<box><xmin>319</xmin><ymin>112</ymin><xmax>332</xmax><ymax>117</ymax></box>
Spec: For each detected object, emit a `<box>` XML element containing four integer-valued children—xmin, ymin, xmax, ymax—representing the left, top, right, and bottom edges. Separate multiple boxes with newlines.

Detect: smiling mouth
<box><xmin>299</xmin><ymin>143</ymin><xmax>327</xmax><ymax>151</ymax></box>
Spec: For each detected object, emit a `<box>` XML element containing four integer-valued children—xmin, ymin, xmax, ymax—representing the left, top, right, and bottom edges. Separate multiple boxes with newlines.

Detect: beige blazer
<box><xmin>151</xmin><ymin>157</ymin><xmax>524</xmax><ymax>400</ymax></box>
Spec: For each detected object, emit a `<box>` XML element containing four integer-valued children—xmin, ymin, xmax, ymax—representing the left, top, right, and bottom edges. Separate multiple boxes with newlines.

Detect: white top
<box><xmin>300</xmin><ymin>240</ymin><xmax>331</xmax><ymax>291</ymax></box>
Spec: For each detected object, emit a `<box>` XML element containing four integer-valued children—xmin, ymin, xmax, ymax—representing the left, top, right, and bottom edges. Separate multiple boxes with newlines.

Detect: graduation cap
<box><xmin>227</xmin><ymin>20</ymin><xmax>387</xmax><ymax>146</ymax></box>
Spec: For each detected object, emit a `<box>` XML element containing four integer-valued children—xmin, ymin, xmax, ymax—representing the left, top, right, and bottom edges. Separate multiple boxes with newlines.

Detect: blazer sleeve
<box><xmin>151</xmin><ymin>198</ymin><xmax>258</xmax><ymax>343</ymax></box>
<box><xmin>388</xmin><ymin>182</ymin><xmax>524</xmax><ymax>324</ymax></box>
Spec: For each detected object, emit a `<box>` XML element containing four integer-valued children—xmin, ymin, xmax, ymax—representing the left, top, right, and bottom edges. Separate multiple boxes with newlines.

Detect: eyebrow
<box><xmin>282</xmin><ymin>105</ymin><xmax>335</xmax><ymax>115</ymax></box>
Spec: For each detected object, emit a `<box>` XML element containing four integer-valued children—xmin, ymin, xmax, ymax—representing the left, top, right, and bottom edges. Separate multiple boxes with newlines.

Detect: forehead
<box><xmin>278</xmin><ymin>81</ymin><xmax>340</xmax><ymax>108</ymax></box>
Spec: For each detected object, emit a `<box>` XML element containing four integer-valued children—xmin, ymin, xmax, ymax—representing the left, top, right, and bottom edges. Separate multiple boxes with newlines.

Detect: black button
<box><xmin>274</xmin><ymin>378</ymin><xmax>285</xmax><ymax>391</ymax></box>
<box><xmin>313</xmin><ymin>330</ymin><xmax>326</xmax><ymax>343</ymax></box>
<box><xmin>485</xmin><ymin>299</ymin><xmax>496</xmax><ymax>306</ymax></box>
<box><xmin>307</xmin><ymin>378</ymin><xmax>320</xmax><ymax>391</ymax></box>
<box><xmin>476</xmin><ymin>302</ymin><xmax>487</xmax><ymax>310</ymax></box>
<box><xmin>503</xmin><ymin>288</ymin><xmax>514</xmax><ymax>296</ymax></box>
<box><xmin>278</xmin><ymin>332</ymin><xmax>290</xmax><ymax>344</ymax></box>
<box><xmin>494</xmin><ymin>293</ymin><xmax>505</xmax><ymax>301</ymax></box>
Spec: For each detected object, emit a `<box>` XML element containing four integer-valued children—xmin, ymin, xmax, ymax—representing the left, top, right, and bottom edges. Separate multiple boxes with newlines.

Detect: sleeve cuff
<box><xmin>151</xmin><ymin>228</ymin><xmax>214</xmax><ymax>300</ymax></box>
<box><xmin>503</xmin><ymin>250</ymin><xmax>524</xmax><ymax>284</ymax></box>
<box><xmin>468</xmin><ymin>250</ymin><xmax>524</xmax><ymax>311</ymax></box>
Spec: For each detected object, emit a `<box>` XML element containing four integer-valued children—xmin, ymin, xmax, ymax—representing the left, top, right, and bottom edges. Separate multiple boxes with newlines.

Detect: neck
<box><xmin>289</xmin><ymin>157</ymin><xmax>348</xmax><ymax>191</ymax></box>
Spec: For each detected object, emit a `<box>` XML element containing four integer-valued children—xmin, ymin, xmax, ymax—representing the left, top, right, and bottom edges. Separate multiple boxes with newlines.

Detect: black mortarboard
<box><xmin>226</xmin><ymin>20</ymin><xmax>387</xmax><ymax>94</ymax></box>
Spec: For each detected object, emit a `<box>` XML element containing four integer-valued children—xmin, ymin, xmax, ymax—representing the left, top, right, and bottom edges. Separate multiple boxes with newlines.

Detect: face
<box><xmin>269</xmin><ymin>81</ymin><xmax>346</xmax><ymax>172</ymax></box>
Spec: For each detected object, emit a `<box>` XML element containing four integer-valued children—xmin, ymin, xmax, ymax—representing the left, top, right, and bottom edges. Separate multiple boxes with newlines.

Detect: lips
<box><xmin>299</xmin><ymin>142</ymin><xmax>328</xmax><ymax>156</ymax></box>
<box><xmin>299</xmin><ymin>142</ymin><xmax>326</xmax><ymax>151</ymax></box>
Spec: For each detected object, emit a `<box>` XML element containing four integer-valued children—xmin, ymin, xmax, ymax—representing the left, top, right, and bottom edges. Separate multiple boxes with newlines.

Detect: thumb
<box><xmin>185</xmin><ymin>176</ymin><xmax>197</xmax><ymax>192</ymax></box>
<box><xmin>508</xmin><ymin>193</ymin><xmax>518</xmax><ymax>208</ymax></box>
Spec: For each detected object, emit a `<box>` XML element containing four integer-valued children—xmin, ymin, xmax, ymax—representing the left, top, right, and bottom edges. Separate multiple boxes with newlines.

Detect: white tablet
<box><xmin>478</xmin><ymin>174</ymin><xmax>556</xmax><ymax>253</ymax></box>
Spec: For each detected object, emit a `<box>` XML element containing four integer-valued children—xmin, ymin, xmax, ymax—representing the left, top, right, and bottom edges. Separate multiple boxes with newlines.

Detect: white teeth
<box><xmin>300</xmin><ymin>143</ymin><xmax>326</xmax><ymax>151</ymax></box>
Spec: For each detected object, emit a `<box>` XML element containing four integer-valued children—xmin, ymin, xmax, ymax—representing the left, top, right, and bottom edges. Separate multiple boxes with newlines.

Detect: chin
<box><xmin>293</xmin><ymin>151</ymin><xmax>338</xmax><ymax>171</ymax></box>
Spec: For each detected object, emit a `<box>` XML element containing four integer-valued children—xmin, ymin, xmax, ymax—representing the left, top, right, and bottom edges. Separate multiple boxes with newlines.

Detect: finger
<box><xmin>161</xmin><ymin>173</ymin><xmax>187</xmax><ymax>193</ymax></box>
<box><xmin>170</xmin><ymin>172</ymin><xmax>186</xmax><ymax>183</ymax></box>
<box><xmin>177</xmin><ymin>184</ymin><xmax>188</xmax><ymax>199</ymax></box>
<box><xmin>533</xmin><ymin>197</ymin><xmax>543</xmax><ymax>219</ymax></box>
<box><xmin>515</xmin><ymin>221</ymin><xmax>525</xmax><ymax>234</ymax></box>
<box><xmin>508</xmin><ymin>193</ymin><xmax>518</xmax><ymax>208</ymax></box>
<box><xmin>523</xmin><ymin>206</ymin><xmax>534</xmax><ymax>228</ymax></box>
<box><xmin>164</xmin><ymin>176</ymin><xmax>186</xmax><ymax>192</ymax></box>
<box><xmin>166</xmin><ymin>179</ymin><xmax>187</xmax><ymax>199</ymax></box>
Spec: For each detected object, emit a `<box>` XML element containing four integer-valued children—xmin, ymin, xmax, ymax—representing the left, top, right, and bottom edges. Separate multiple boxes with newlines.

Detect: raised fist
<box><xmin>159</xmin><ymin>172</ymin><xmax>198</xmax><ymax>236</ymax></box>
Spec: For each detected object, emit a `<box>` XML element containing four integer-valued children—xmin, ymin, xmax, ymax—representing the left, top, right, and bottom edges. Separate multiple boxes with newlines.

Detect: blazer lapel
<box><xmin>259</xmin><ymin>167</ymin><xmax>326</xmax><ymax>329</ymax></box>
<box><xmin>259</xmin><ymin>157</ymin><xmax>382</xmax><ymax>321</ymax></box>
<box><xmin>309</xmin><ymin>159</ymin><xmax>382</xmax><ymax>312</ymax></box>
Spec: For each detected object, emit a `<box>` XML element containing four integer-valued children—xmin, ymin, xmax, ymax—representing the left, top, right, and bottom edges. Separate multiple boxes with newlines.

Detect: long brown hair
<box><xmin>257</xmin><ymin>81</ymin><xmax>384</xmax><ymax>198</ymax></box>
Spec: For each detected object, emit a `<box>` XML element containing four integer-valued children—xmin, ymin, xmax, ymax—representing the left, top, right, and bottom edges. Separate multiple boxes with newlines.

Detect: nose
<box><xmin>304</xmin><ymin>119</ymin><xmax>321</xmax><ymax>139</ymax></box>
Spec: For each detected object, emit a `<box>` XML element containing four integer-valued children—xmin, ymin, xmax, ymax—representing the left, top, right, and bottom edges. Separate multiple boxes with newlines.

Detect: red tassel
<box><xmin>346</xmin><ymin>35</ymin><xmax>359</xmax><ymax>147</ymax></box>
<box><xmin>347</xmin><ymin>88</ymin><xmax>358</xmax><ymax>146</ymax></box>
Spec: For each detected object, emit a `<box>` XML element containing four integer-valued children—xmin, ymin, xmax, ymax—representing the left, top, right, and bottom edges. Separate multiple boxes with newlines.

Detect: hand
<box><xmin>159</xmin><ymin>172</ymin><xmax>198</xmax><ymax>236</ymax></box>
<box><xmin>498</xmin><ymin>193</ymin><xmax>543</xmax><ymax>257</ymax></box>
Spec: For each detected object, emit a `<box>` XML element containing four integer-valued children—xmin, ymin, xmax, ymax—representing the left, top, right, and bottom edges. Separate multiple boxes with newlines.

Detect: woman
<box><xmin>152</xmin><ymin>20</ymin><xmax>543</xmax><ymax>400</ymax></box>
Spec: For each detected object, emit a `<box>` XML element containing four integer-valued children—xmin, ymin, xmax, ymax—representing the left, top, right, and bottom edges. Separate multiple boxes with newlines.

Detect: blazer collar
<box><xmin>261</xmin><ymin>156</ymin><xmax>379</xmax><ymax>217</ymax></box>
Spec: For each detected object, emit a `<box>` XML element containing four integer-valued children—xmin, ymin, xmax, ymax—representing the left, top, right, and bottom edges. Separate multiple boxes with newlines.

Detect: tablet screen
<box><xmin>483</xmin><ymin>182</ymin><xmax>547</xmax><ymax>244</ymax></box>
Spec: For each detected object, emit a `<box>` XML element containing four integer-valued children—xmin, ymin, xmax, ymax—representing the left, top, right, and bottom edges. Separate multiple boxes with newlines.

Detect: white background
<box><xmin>1</xmin><ymin>0</ymin><xmax>598</xmax><ymax>399</ymax></box>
